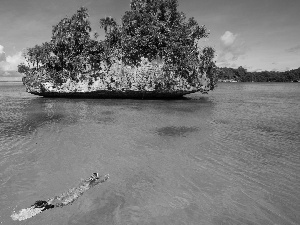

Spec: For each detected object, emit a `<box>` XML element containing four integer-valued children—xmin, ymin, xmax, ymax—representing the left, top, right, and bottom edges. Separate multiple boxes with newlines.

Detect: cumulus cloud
<box><xmin>0</xmin><ymin>45</ymin><xmax>6</xmax><ymax>62</ymax></box>
<box><xmin>0</xmin><ymin>45</ymin><xmax>4</xmax><ymax>54</ymax></box>
<box><xmin>1</xmin><ymin>52</ymin><xmax>24</xmax><ymax>71</ymax></box>
<box><xmin>220</xmin><ymin>31</ymin><xmax>237</xmax><ymax>46</ymax></box>
<box><xmin>286</xmin><ymin>44</ymin><xmax>300</xmax><ymax>53</ymax></box>
<box><xmin>0</xmin><ymin>45</ymin><xmax>24</xmax><ymax>77</ymax></box>
<box><xmin>217</xmin><ymin>31</ymin><xmax>247</xmax><ymax>67</ymax></box>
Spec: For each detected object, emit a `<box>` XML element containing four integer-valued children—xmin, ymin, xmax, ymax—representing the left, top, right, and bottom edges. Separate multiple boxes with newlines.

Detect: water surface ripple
<box><xmin>0</xmin><ymin>82</ymin><xmax>299</xmax><ymax>225</ymax></box>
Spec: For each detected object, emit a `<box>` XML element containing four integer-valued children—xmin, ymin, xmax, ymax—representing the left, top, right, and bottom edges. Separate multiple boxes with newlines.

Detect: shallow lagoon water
<box><xmin>0</xmin><ymin>82</ymin><xmax>299</xmax><ymax>225</ymax></box>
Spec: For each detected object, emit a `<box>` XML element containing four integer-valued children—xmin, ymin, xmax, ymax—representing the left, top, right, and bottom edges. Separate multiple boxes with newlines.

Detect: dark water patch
<box><xmin>96</xmin><ymin>110</ymin><xmax>116</xmax><ymax>124</ymax></box>
<box><xmin>89</xmin><ymin>110</ymin><xmax>116</xmax><ymax>125</ymax></box>
<box><xmin>101</xmin><ymin>110</ymin><xmax>114</xmax><ymax>115</ymax></box>
<box><xmin>255</xmin><ymin>124</ymin><xmax>279</xmax><ymax>134</ymax></box>
<box><xmin>163</xmin><ymin>97</ymin><xmax>215</xmax><ymax>114</ymax></box>
<box><xmin>0</xmin><ymin>111</ymin><xmax>66</xmax><ymax>138</ymax></box>
<box><xmin>93</xmin><ymin>97</ymin><xmax>215</xmax><ymax>114</ymax></box>
<box><xmin>95</xmin><ymin>116</ymin><xmax>115</xmax><ymax>124</ymax></box>
<box><xmin>212</xmin><ymin>119</ymin><xmax>232</xmax><ymax>125</ymax></box>
<box><xmin>0</xmin><ymin>98</ymin><xmax>80</xmax><ymax>138</ymax></box>
<box><xmin>254</xmin><ymin>124</ymin><xmax>300</xmax><ymax>143</ymax></box>
<box><xmin>156</xmin><ymin>126</ymin><xmax>198</xmax><ymax>137</ymax></box>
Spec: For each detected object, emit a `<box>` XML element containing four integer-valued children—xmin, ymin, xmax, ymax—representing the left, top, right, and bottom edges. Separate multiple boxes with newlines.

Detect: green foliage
<box><xmin>50</xmin><ymin>7</ymin><xmax>92</xmax><ymax>74</ymax></box>
<box><xmin>120</xmin><ymin>0</ymin><xmax>209</xmax><ymax>68</ymax></box>
<box><xmin>217</xmin><ymin>66</ymin><xmax>300</xmax><ymax>82</ymax></box>
<box><xmin>23</xmin><ymin>44</ymin><xmax>48</xmax><ymax>69</ymax></box>
<box><xmin>17</xmin><ymin>63</ymin><xmax>30</xmax><ymax>74</ymax></box>
<box><xmin>22</xmin><ymin>7</ymin><xmax>106</xmax><ymax>84</ymax></box>
<box><xmin>99</xmin><ymin>16</ymin><xmax>122</xmax><ymax>64</ymax></box>
<box><xmin>199</xmin><ymin>47</ymin><xmax>217</xmax><ymax>90</ymax></box>
<box><xmin>20</xmin><ymin>1</ymin><xmax>217</xmax><ymax>89</ymax></box>
<box><xmin>100</xmin><ymin>16</ymin><xmax>117</xmax><ymax>34</ymax></box>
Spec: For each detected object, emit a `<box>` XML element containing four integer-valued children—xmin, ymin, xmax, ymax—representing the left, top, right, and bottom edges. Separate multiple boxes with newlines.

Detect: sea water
<box><xmin>0</xmin><ymin>82</ymin><xmax>299</xmax><ymax>225</ymax></box>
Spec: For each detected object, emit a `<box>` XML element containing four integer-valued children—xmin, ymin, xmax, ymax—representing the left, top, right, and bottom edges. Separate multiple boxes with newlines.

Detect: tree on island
<box><xmin>120</xmin><ymin>0</ymin><xmax>217</xmax><ymax>88</ymax></box>
<box><xmin>20</xmin><ymin>0</ymin><xmax>217</xmax><ymax>93</ymax></box>
<box><xmin>217</xmin><ymin>66</ymin><xmax>300</xmax><ymax>82</ymax></box>
<box><xmin>121</xmin><ymin>0</ymin><xmax>208</xmax><ymax>65</ymax></box>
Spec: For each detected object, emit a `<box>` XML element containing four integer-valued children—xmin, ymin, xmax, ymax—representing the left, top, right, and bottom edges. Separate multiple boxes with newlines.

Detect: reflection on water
<box><xmin>0</xmin><ymin>83</ymin><xmax>300</xmax><ymax>225</ymax></box>
<box><xmin>0</xmin><ymin>98</ymin><xmax>78</xmax><ymax>138</ymax></box>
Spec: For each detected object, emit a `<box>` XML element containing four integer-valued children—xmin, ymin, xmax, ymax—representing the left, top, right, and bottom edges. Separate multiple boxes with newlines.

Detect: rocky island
<box><xmin>19</xmin><ymin>0</ymin><xmax>217</xmax><ymax>99</ymax></box>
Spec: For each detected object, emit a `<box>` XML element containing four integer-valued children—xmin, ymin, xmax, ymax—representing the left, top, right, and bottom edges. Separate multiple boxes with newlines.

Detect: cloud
<box><xmin>0</xmin><ymin>45</ymin><xmax>24</xmax><ymax>77</ymax></box>
<box><xmin>286</xmin><ymin>45</ymin><xmax>300</xmax><ymax>53</ymax></box>
<box><xmin>220</xmin><ymin>31</ymin><xmax>237</xmax><ymax>46</ymax></box>
<box><xmin>0</xmin><ymin>45</ymin><xmax>4</xmax><ymax>54</ymax></box>
<box><xmin>0</xmin><ymin>45</ymin><xmax>6</xmax><ymax>61</ymax></box>
<box><xmin>217</xmin><ymin>31</ymin><xmax>247</xmax><ymax>67</ymax></box>
<box><xmin>0</xmin><ymin>53</ymin><xmax>5</xmax><ymax>62</ymax></box>
<box><xmin>4</xmin><ymin>52</ymin><xmax>24</xmax><ymax>71</ymax></box>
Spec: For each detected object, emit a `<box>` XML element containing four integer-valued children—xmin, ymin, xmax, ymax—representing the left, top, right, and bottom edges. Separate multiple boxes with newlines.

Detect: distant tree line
<box><xmin>19</xmin><ymin>0</ymin><xmax>217</xmax><ymax>89</ymax></box>
<box><xmin>217</xmin><ymin>66</ymin><xmax>300</xmax><ymax>82</ymax></box>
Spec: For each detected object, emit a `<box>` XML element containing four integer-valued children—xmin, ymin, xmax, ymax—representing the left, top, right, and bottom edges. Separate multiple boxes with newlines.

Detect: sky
<box><xmin>0</xmin><ymin>0</ymin><xmax>300</xmax><ymax>80</ymax></box>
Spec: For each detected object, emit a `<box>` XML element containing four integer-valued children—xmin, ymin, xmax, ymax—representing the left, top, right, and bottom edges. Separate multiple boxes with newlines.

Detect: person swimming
<box><xmin>11</xmin><ymin>173</ymin><xmax>109</xmax><ymax>221</ymax></box>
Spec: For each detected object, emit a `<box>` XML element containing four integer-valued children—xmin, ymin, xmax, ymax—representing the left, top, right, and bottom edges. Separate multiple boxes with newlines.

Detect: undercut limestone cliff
<box><xmin>23</xmin><ymin>58</ymin><xmax>214</xmax><ymax>99</ymax></box>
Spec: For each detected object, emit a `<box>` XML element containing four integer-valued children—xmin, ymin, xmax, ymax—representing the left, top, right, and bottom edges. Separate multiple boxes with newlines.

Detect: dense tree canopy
<box><xmin>217</xmin><ymin>66</ymin><xmax>300</xmax><ymax>82</ymax></box>
<box><xmin>19</xmin><ymin>0</ymin><xmax>217</xmax><ymax>89</ymax></box>
<box><xmin>120</xmin><ymin>0</ymin><xmax>208</xmax><ymax>68</ymax></box>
